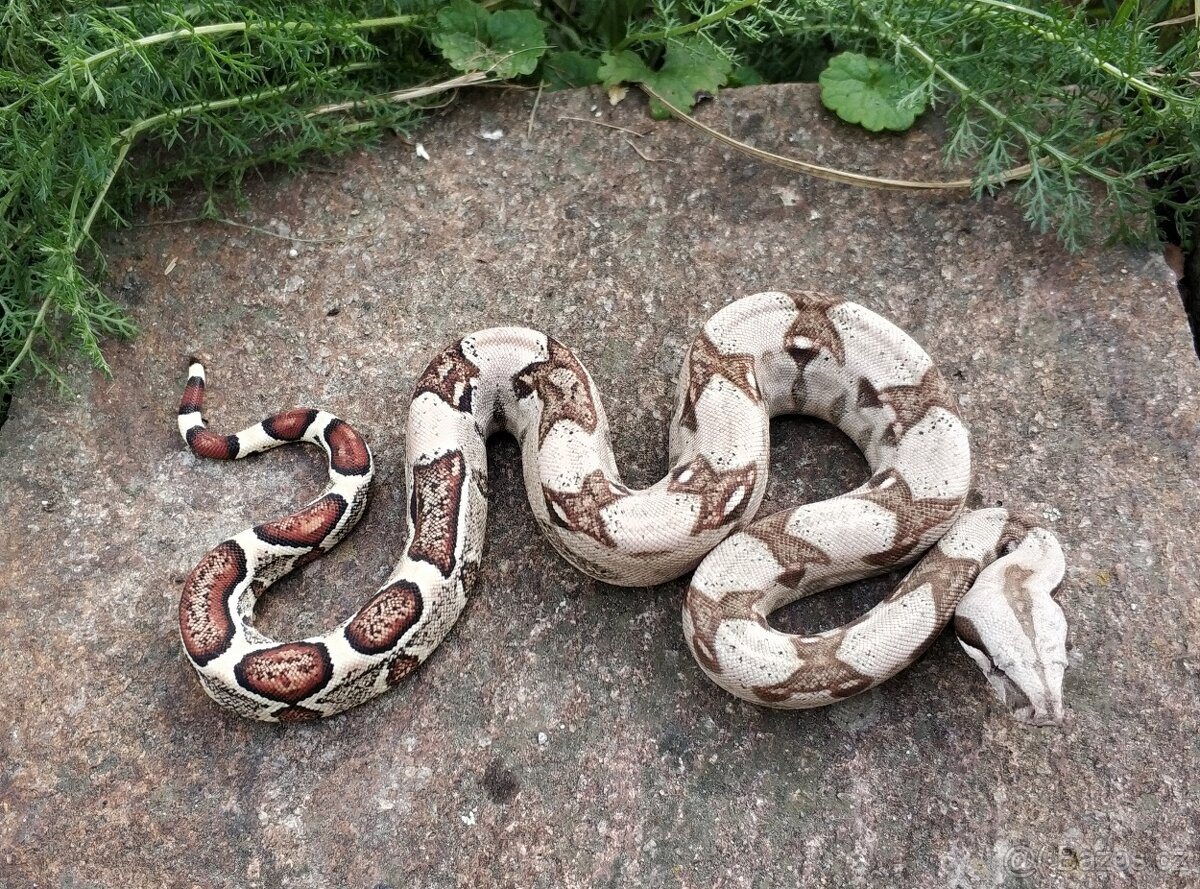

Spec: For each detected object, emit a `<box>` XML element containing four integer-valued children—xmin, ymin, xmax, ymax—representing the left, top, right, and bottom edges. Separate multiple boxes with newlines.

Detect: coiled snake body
<box><xmin>177</xmin><ymin>291</ymin><xmax>1068</xmax><ymax>723</ymax></box>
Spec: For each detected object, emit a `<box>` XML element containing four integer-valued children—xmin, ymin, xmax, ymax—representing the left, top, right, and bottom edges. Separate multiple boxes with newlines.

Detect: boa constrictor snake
<box><xmin>177</xmin><ymin>290</ymin><xmax>1068</xmax><ymax>724</ymax></box>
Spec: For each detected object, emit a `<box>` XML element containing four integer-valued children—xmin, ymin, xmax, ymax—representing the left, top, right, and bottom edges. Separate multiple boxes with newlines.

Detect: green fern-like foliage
<box><xmin>810</xmin><ymin>0</ymin><xmax>1199</xmax><ymax>249</ymax></box>
<box><xmin>1</xmin><ymin>0</ymin><xmax>1197</xmax><ymax>402</ymax></box>
<box><xmin>0</xmin><ymin>1</ymin><xmax>437</xmax><ymax>395</ymax></box>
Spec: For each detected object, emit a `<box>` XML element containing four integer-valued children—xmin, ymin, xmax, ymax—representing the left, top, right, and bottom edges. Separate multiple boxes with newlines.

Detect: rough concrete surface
<box><xmin>1</xmin><ymin>85</ymin><xmax>1198</xmax><ymax>889</ymax></box>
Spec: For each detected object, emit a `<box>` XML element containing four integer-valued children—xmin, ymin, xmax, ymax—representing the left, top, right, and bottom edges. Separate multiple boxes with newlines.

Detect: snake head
<box><xmin>954</xmin><ymin>526</ymin><xmax>1068</xmax><ymax>726</ymax></box>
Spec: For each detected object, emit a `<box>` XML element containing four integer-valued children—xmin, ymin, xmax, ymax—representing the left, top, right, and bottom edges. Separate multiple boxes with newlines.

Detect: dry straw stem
<box><xmin>307</xmin><ymin>71</ymin><xmax>493</xmax><ymax>117</ymax></box>
<box><xmin>557</xmin><ymin>117</ymin><xmax>651</xmax><ymax>138</ymax></box>
<box><xmin>638</xmin><ymin>84</ymin><xmax>1035</xmax><ymax>191</ymax></box>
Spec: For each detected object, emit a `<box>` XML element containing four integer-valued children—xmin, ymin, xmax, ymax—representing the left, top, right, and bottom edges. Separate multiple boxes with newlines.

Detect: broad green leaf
<box><xmin>487</xmin><ymin>11</ymin><xmax>547</xmax><ymax>76</ymax></box>
<box><xmin>599</xmin><ymin>38</ymin><xmax>731</xmax><ymax>119</ymax></box>
<box><xmin>597</xmin><ymin>49</ymin><xmax>652</xmax><ymax>87</ymax></box>
<box><xmin>729</xmin><ymin>64</ymin><xmax>765</xmax><ymax>87</ymax></box>
<box><xmin>435</xmin><ymin>0</ymin><xmax>487</xmax><ymax>36</ymax></box>
<box><xmin>818</xmin><ymin>52</ymin><xmax>926</xmax><ymax>132</ymax></box>
<box><xmin>432</xmin><ymin>1</ymin><xmax>547</xmax><ymax>79</ymax></box>
<box><xmin>432</xmin><ymin>31</ymin><xmax>487</xmax><ymax>71</ymax></box>
<box><xmin>542</xmin><ymin>50</ymin><xmax>602</xmax><ymax>90</ymax></box>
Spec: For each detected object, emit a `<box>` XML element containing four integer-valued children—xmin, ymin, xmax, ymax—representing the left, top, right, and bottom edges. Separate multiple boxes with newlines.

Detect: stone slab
<box><xmin>1</xmin><ymin>84</ymin><xmax>1198</xmax><ymax>888</ymax></box>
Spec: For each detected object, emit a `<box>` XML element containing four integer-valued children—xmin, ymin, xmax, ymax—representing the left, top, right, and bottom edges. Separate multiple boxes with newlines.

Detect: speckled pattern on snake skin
<box><xmin>176</xmin><ymin>291</ymin><xmax>1068</xmax><ymax>724</ymax></box>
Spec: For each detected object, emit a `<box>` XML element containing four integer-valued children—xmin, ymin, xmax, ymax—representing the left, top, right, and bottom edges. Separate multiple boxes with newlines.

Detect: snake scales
<box><xmin>176</xmin><ymin>291</ymin><xmax>1068</xmax><ymax>723</ymax></box>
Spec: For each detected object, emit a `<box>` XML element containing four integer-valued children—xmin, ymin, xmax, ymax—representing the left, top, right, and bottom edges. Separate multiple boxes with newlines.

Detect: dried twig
<box><xmin>527</xmin><ymin>79</ymin><xmax>545</xmax><ymax>137</ymax></box>
<box><xmin>558</xmin><ymin>116</ymin><xmax>651</xmax><ymax>138</ymax></box>
<box><xmin>136</xmin><ymin>215</ymin><xmax>368</xmax><ymax>244</ymax></box>
<box><xmin>624</xmin><ymin>137</ymin><xmax>670</xmax><ymax>163</ymax></box>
